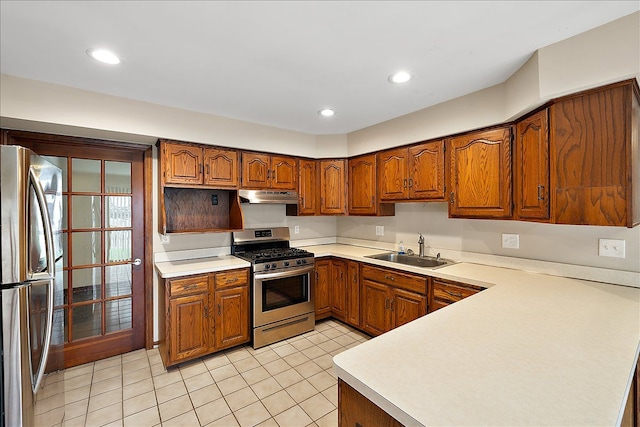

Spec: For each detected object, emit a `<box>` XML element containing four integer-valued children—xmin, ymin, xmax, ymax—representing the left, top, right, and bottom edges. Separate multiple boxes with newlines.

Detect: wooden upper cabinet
<box><xmin>409</xmin><ymin>140</ymin><xmax>446</xmax><ymax>200</ymax></box>
<box><xmin>162</xmin><ymin>141</ymin><xmax>204</xmax><ymax>185</ymax></box>
<box><xmin>447</xmin><ymin>127</ymin><xmax>512</xmax><ymax>218</ymax></box>
<box><xmin>298</xmin><ymin>159</ymin><xmax>318</xmax><ymax>215</ymax></box>
<box><xmin>241</xmin><ymin>152</ymin><xmax>297</xmax><ymax>190</ymax></box>
<box><xmin>378</xmin><ymin>140</ymin><xmax>445</xmax><ymax>201</ymax></box>
<box><xmin>203</xmin><ymin>148</ymin><xmax>239</xmax><ymax>188</ymax></box>
<box><xmin>348</xmin><ymin>154</ymin><xmax>394</xmax><ymax>216</ymax></box>
<box><xmin>319</xmin><ymin>159</ymin><xmax>347</xmax><ymax>215</ymax></box>
<box><xmin>515</xmin><ymin>110</ymin><xmax>550</xmax><ymax>221</ymax></box>
<box><xmin>550</xmin><ymin>80</ymin><xmax>639</xmax><ymax>227</ymax></box>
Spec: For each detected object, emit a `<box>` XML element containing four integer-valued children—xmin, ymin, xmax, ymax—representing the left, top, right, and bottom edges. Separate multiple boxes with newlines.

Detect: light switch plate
<box><xmin>599</xmin><ymin>239</ymin><xmax>625</xmax><ymax>258</ymax></box>
<box><xmin>294</xmin><ymin>226</ymin><xmax>300</xmax><ymax>234</ymax></box>
<box><xmin>501</xmin><ymin>233</ymin><xmax>519</xmax><ymax>249</ymax></box>
<box><xmin>376</xmin><ymin>226</ymin><xmax>384</xmax><ymax>236</ymax></box>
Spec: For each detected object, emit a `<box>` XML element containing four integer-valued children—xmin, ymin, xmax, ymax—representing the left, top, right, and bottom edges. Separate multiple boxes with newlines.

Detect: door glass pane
<box><xmin>72</xmin><ymin>303</ymin><xmax>102</xmax><ymax>340</ymax></box>
<box><xmin>72</xmin><ymin>159</ymin><xmax>101</xmax><ymax>192</ymax></box>
<box><xmin>105</xmin><ymin>161</ymin><xmax>131</xmax><ymax>194</ymax></box>
<box><xmin>71</xmin><ymin>232</ymin><xmax>101</xmax><ymax>266</ymax></box>
<box><xmin>28</xmin><ymin>183</ymin><xmax>48</xmax><ymax>275</ymax></box>
<box><xmin>71</xmin><ymin>196</ymin><xmax>101</xmax><ymax>229</ymax></box>
<box><xmin>41</xmin><ymin>156</ymin><xmax>68</xmax><ymax>192</ymax></box>
<box><xmin>105</xmin><ymin>265</ymin><xmax>131</xmax><ymax>298</ymax></box>
<box><xmin>106</xmin><ymin>230</ymin><xmax>131</xmax><ymax>263</ymax></box>
<box><xmin>105</xmin><ymin>196</ymin><xmax>131</xmax><ymax>228</ymax></box>
<box><xmin>51</xmin><ymin>308</ymin><xmax>66</xmax><ymax>346</ymax></box>
<box><xmin>106</xmin><ymin>298</ymin><xmax>131</xmax><ymax>333</ymax></box>
<box><xmin>71</xmin><ymin>267</ymin><xmax>102</xmax><ymax>303</ymax></box>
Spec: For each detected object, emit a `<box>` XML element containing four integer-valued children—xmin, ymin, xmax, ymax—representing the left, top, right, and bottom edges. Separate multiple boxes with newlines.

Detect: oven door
<box><xmin>253</xmin><ymin>265</ymin><xmax>315</xmax><ymax>327</ymax></box>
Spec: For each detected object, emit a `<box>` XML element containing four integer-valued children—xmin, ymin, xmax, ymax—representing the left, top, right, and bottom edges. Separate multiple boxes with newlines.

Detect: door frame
<box><xmin>1</xmin><ymin>130</ymin><xmax>155</xmax><ymax>351</ymax></box>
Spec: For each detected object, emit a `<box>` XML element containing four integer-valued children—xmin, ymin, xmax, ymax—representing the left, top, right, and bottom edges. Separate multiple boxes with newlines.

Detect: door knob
<box><xmin>131</xmin><ymin>258</ymin><xmax>142</xmax><ymax>266</ymax></box>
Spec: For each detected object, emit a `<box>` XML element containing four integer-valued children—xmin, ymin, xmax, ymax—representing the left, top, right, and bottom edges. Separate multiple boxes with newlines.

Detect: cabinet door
<box><xmin>515</xmin><ymin>110</ymin><xmax>549</xmax><ymax>220</ymax></box>
<box><xmin>204</xmin><ymin>148</ymin><xmax>239</xmax><ymax>188</ymax></box>
<box><xmin>298</xmin><ymin>159</ymin><xmax>318</xmax><ymax>215</ymax></box>
<box><xmin>448</xmin><ymin>127</ymin><xmax>512</xmax><ymax>218</ymax></box>
<box><xmin>168</xmin><ymin>293</ymin><xmax>210</xmax><ymax>363</ymax></box>
<box><xmin>271</xmin><ymin>155</ymin><xmax>297</xmax><ymax>190</ymax></box>
<box><xmin>241</xmin><ymin>152</ymin><xmax>270</xmax><ymax>188</ymax></box>
<box><xmin>409</xmin><ymin>140</ymin><xmax>445</xmax><ymax>200</ymax></box>
<box><xmin>378</xmin><ymin>148</ymin><xmax>408</xmax><ymax>200</ymax></box>
<box><xmin>319</xmin><ymin>160</ymin><xmax>347</xmax><ymax>215</ymax></box>
<box><xmin>348</xmin><ymin>154</ymin><xmax>377</xmax><ymax>215</ymax></box>
<box><xmin>163</xmin><ymin>142</ymin><xmax>203</xmax><ymax>185</ymax></box>
<box><xmin>391</xmin><ymin>288</ymin><xmax>426</xmax><ymax>329</ymax></box>
<box><xmin>315</xmin><ymin>260</ymin><xmax>332</xmax><ymax>318</ymax></box>
<box><xmin>361</xmin><ymin>280</ymin><xmax>390</xmax><ymax>337</ymax></box>
<box><xmin>214</xmin><ymin>286</ymin><xmax>249</xmax><ymax>350</ymax></box>
<box><xmin>331</xmin><ymin>260</ymin><xmax>347</xmax><ymax>320</ymax></box>
<box><xmin>345</xmin><ymin>261</ymin><xmax>360</xmax><ymax>328</ymax></box>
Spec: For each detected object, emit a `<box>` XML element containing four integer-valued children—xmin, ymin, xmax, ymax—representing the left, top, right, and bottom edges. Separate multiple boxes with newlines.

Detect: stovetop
<box><xmin>234</xmin><ymin>247</ymin><xmax>313</xmax><ymax>263</ymax></box>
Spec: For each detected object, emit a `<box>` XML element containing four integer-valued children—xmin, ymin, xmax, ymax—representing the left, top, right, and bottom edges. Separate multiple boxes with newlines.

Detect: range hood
<box><xmin>239</xmin><ymin>189</ymin><xmax>299</xmax><ymax>204</ymax></box>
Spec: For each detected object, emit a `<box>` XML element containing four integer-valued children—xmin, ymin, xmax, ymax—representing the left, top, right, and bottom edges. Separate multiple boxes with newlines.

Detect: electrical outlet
<box><xmin>599</xmin><ymin>239</ymin><xmax>625</xmax><ymax>258</ymax></box>
<box><xmin>376</xmin><ymin>226</ymin><xmax>384</xmax><ymax>236</ymax></box>
<box><xmin>294</xmin><ymin>226</ymin><xmax>300</xmax><ymax>234</ymax></box>
<box><xmin>160</xmin><ymin>234</ymin><xmax>170</xmax><ymax>244</ymax></box>
<box><xmin>501</xmin><ymin>233</ymin><xmax>519</xmax><ymax>249</ymax></box>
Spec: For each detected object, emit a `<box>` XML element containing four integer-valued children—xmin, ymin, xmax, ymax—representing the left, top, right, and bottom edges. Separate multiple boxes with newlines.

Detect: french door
<box><xmin>4</xmin><ymin>131</ymin><xmax>150</xmax><ymax>368</ymax></box>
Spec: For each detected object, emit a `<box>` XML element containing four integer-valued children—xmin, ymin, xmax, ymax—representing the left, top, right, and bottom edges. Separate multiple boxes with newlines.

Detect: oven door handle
<box><xmin>254</xmin><ymin>265</ymin><xmax>315</xmax><ymax>280</ymax></box>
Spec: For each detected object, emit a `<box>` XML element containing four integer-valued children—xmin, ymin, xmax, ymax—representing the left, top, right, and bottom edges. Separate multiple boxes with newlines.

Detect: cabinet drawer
<box><xmin>433</xmin><ymin>280</ymin><xmax>481</xmax><ymax>303</ymax></box>
<box><xmin>214</xmin><ymin>268</ymin><xmax>249</xmax><ymax>289</ymax></box>
<box><xmin>168</xmin><ymin>275</ymin><xmax>209</xmax><ymax>297</ymax></box>
<box><xmin>361</xmin><ymin>265</ymin><xmax>426</xmax><ymax>294</ymax></box>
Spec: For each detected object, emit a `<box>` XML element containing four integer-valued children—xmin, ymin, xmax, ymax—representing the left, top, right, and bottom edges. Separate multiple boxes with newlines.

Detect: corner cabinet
<box><xmin>447</xmin><ymin>127</ymin><xmax>512</xmax><ymax>218</ymax></box>
<box><xmin>158</xmin><ymin>139</ymin><xmax>244</xmax><ymax>233</ymax></box>
<box><xmin>159</xmin><ymin>268</ymin><xmax>250</xmax><ymax>368</ymax></box>
<box><xmin>348</xmin><ymin>154</ymin><xmax>395</xmax><ymax>216</ymax></box>
<box><xmin>360</xmin><ymin>265</ymin><xmax>427</xmax><ymax>337</ymax></box>
<box><xmin>241</xmin><ymin>152</ymin><xmax>297</xmax><ymax>190</ymax></box>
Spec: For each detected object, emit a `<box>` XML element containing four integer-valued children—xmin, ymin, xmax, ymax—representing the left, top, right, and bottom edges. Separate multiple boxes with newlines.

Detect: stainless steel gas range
<box><xmin>231</xmin><ymin>228</ymin><xmax>315</xmax><ymax>349</ymax></box>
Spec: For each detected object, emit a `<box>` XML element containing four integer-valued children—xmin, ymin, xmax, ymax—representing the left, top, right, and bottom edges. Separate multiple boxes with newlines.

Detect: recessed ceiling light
<box><xmin>318</xmin><ymin>108</ymin><xmax>335</xmax><ymax>117</ymax></box>
<box><xmin>87</xmin><ymin>48</ymin><xmax>121</xmax><ymax>65</ymax></box>
<box><xmin>388</xmin><ymin>71</ymin><xmax>412</xmax><ymax>84</ymax></box>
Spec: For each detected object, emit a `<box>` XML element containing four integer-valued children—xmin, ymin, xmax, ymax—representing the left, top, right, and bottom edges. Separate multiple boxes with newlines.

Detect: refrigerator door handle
<box><xmin>28</xmin><ymin>168</ymin><xmax>55</xmax><ymax>394</ymax></box>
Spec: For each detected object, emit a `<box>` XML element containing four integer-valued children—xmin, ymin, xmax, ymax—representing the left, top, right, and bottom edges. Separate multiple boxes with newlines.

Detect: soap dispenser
<box><xmin>398</xmin><ymin>240</ymin><xmax>405</xmax><ymax>254</ymax></box>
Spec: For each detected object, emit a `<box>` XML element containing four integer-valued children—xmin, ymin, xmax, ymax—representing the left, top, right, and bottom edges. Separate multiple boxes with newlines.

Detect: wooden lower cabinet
<box><xmin>429</xmin><ymin>278</ymin><xmax>485</xmax><ymax>312</ymax></box>
<box><xmin>317</xmin><ymin>258</ymin><xmax>361</xmax><ymax>326</ymax></box>
<box><xmin>315</xmin><ymin>259</ymin><xmax>332</xmax><ymax>319</ymax></box>
<box><xmin>360</xmin><ymin>265</ymin><xmax>427</xmax><ymax>337</ymax></box>
<box><xmin>160</xmin><ymin>268</ymin><xmax>250</xmax><ymax>367</ymax></box>
<box><xmin>339</xmin><ymin>379</ymin><xmax>403</xmax><ymax>427</ymax></box>
<box><xmin>331</xmin><ymin>259</ymin><xmax>348</xmax><ymax>320</ymax></box>
<box><xmin>345</xmin><ymin>261</ymin><xmax>360</xmax><ymax>328</ymax></box>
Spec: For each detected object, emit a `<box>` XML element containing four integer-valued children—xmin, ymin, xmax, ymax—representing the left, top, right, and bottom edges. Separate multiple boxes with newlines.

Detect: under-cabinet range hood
<box><xmin>239</xmin><ymin>189</ymin><xmax>299</xmax><ymax>204</ymax></box>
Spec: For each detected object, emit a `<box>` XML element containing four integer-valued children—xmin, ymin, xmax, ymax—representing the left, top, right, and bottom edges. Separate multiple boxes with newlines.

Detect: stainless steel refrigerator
<box><xmin>1</xmin><ymin>145</ymin><xmax>64</xmax><ymax>427</ymax></box>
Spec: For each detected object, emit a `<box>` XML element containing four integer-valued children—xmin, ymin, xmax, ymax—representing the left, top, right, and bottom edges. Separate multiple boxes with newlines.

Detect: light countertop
<box><xmin>154</xmin><ymin>255</ymin><xmax>250</xmax><ymax>278</ymax></box>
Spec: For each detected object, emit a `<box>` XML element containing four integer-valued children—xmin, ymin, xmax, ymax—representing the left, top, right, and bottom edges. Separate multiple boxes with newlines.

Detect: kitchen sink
<box><xmin>364</xmin><ymin>252</ymin><xmax>453</xmax><ymax>269</ymax></box>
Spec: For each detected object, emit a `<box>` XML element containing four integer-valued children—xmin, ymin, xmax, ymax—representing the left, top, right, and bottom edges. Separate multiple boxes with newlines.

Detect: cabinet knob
<box><xmin>403</xmin><ymin>178</ymin><xmax>408</xmax><ymax>189</ymax></box>
<box><xmin>204</xmin><ymin>306</ymin><xmax>209</xmax><ymax>318</ymax></box>
<box><xmin>218</xmin><ymin>303</ymin><xmax>221</xmax><ymax>316</ymax></box>
<box><xmin>538</xmin><ymin>184</ymin><xmax>544</xmax><ymax>201</ymax></box>
<box><xmin>450</xmin><ymin>192</ymin><xmax>455</xmax><ymax>204</ymax></box>
<box><xmin>408</xmin><ymin>178</ymin><xmax>413</xmax><ymax>188</ymax></box>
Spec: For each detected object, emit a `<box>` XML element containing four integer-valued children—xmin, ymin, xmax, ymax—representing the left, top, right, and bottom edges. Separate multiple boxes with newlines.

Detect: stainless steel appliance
<box><xmin>1</xmin><ymin>146</ymin><xmax>64</xmax><ymax>427</ymax></box>
<box><xmin>232</xmin><ymin>227</ymin><xmax>315</xmax><ymax>349</ymax></box>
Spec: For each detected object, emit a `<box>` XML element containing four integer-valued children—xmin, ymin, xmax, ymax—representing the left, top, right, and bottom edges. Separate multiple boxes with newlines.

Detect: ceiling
<box><xmin>1</xmin><ymin>1</ymin><xmax>638</xmax><ymax>135</ymax></box>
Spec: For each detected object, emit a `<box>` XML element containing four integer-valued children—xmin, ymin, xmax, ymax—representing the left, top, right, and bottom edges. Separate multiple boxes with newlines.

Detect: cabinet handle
<box><xmin>408</xmin><ymin>178</ymin><xmax>413</xmax><ymax>188</ymax></box>
<box><xmin>390</xmin><ymin>299</ymin><xmax>394</xmax><ymax>312</ymax></box>
<box><xmin>218</xmin><ymin>303</ymin><xmax>221</xmax><ymax>316</ymax></box>
<box><xmin>450</xmin><ymin>192</ymin><xmax>455</xmax><ymax>204</ymax></box>
<box><xmin>444</xmin><ymin>289</ymin><xmax>463</xmax><ymax>298</ymax></box>
<box><xmin>200</xmin><ymin>164</ymin><xmax>204</xmax><ymax>174</ymax></box>
<box><xmin>301</xmin><ymin>196</ymin><xmax>304</xmax><ymax>206</ymax></box>
<box><xmin>384</xmin><ymin>275</ymin><xmax>395</xmax><ymax>281</ymax></box>
<box><xmin>538</xmin><ymin>185</ymin><xmax>544</xmax><ymax>201</ymax></box>
<box><xmin>385</xmin><ymin>299</ymin><xmax>390</xmax><ymax>309</ymax></box>
<box><xmin>403</xmin><ymin>178</ymin><xmax>408</xmax><ymax>189</ymax></box>
<box><xmin>267</xmin><ymin>169</ymin><xmax>271</xmax><ymax>179</ymax></box>
<box><xmin>204</xmin><ymin>306</ymin><xmax>209</xmax><ymax>318</ymax></box>
<box><xmin>226</xmin><ymin>277</ymin><xmax>239</xmax><ymax>283</ymax></box>
<box><xmin>206</xmin><ymin>164</ymin><xmax>210</xmax><ymax>175</ymax></box>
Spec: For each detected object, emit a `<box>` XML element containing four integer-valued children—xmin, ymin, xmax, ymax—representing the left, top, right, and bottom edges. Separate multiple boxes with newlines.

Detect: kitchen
<box><xmin>1</xmin><ymin>2</ymin><xmax>639</xmax><ymax>426</ymax></box>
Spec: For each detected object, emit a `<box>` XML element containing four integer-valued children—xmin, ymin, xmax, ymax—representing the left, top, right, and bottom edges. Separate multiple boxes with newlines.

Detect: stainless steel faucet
<box><xmin>418</xmin><ymin>233</ymin><xmax>425</xmax><ymax>258</ymax></box>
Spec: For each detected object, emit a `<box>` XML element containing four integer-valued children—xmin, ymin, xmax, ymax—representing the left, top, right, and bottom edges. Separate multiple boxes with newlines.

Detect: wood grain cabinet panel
<box><xmin>319</xmin><ymin>159</ymin><xmax>347</xmax><ymax>215</ymax></box>
<box><xmin>348</xmin><ymin>154</ymin><xmax>395</xmax><ymax>216</ymax></box>
<box><xmin>167</xmin><ymin>290</ymin><xmax>210</xmax><ymax>364</ymax></box>
<box><xmin>448</xmin><ymin>126</ymin><xmax>512</xmax><ymax>218</ymax></box>
<box><xmin>515</xmin><ymin>110</ymin><xmax>550</xmax><ymax>220</ymax></box>
<box><xmin>429</xmin><ymin>278</ymin><xmax>485</xmax><ymax>313</ymax></box>
<box><xmin>241</xmin><ymin>152</ymin><xmax>297</xmax><ymax>190</ymax></box>
<box><xmin>315</xmin><ymin>259</ymin><xmax>332</xmax><ymax>319</ymax></box>
<box><xmin>345</xmin><ymin>261</ymin><xmax>361</xmax><ymax>328</ymax></box>
<box><xmin>361</xmin><ymin>279</ymin><xmax>390</xmax><ymax>337</ymax></box>
<box><xmin>331</xmin><ymin>259</ymin><xmax>347</xmax><ymax>320</ymax></box>
<box><xmin>295</xmin><ymin>159</ymin><xmax>318</xmax><ymax>215</ymax></box>
<box><xmin>378</xmin><ymin>140</ymin><xmax>445</xmax><ymax>202</ymax></box>
<box><xmin>339</xmin><ymin>379</ymin><xmax>403</xmax><ymax>427</ymax></box>
<box><xmin>163</xmin><ymin>143</ymin><xmax>203</xmax><ymax>185</ymax></box>
<box><xmin>214</xmin><ymin>286</ymin><xmax>249</xmax><ymax>350</ymax></box>
<box><xmin>203</xmin><ymin>148</ymin><xmax>239</xmax><ymax>188</ymax></box>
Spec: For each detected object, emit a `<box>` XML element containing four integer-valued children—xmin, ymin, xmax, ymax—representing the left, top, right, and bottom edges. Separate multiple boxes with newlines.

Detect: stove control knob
<box><xmin>296</xmin><ymin>259</ymin><xmax>302</xmax><ymax>265</ymax></box>
<box><xmin>301</xmin><ymin>259</ymin><xmax>307</xmax><ymax>265</ymax></box>
<box><xmin>271</xmin><ymin>263</ymin><xmax>277</xmax><ymax>269</ymax></box>
<box><xmin>284</xmin><ymin>261</ymin><xmax>290</xmax><ymax>267</ymax></box>
<box><xmin>264</xmin><ymin>264</ymin><xmax>270</xmax><ymax>270</ymax></box>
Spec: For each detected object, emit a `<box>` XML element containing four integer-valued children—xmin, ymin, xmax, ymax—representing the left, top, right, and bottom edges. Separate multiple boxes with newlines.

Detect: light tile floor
<box><xmin>35</xmin><ymin>319</ymin><xmax>370</xmax><ymax>427</ymax></box>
